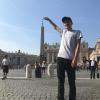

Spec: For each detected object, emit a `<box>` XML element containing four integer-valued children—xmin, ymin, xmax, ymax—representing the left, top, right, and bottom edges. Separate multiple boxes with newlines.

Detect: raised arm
<box><xmin>44</xmin><ymin>17</ymin><xmax>62</xmax><ymax>33</ymax></box>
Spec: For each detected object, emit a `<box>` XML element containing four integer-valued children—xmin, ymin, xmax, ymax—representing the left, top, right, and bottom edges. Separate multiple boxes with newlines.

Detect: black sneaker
<box><xmin>2</xmin><ymin>77</ymin><xmax>5</xmax><ymax>80</ymax></box>
<box><xmin>57</xmin><ymin>96</ymin><xmax>65</xmax><ymax>100</ymax></box>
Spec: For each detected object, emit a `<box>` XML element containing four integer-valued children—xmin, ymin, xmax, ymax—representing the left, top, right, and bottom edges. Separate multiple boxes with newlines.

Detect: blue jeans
<box><xmin>57</xmin><ymin>57</ymin><xmax>76</xmax><ymax>100</ymax></box>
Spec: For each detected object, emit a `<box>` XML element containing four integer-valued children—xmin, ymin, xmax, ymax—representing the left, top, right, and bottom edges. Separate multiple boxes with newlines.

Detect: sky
<box><xmin>0</xmin><ymin>0</ymin><xmax>100</xmax><ymax>55</ymax></box>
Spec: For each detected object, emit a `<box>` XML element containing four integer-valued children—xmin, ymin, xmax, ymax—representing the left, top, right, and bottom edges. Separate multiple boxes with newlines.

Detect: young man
<box><xmin>44</xmin><ymin>16</ymin><xmax>82</xmax><ymax>100</ymax></box>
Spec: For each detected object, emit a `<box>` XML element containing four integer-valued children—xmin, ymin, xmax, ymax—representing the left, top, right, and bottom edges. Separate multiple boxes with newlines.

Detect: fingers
<box><xmin>71</xmin><ymin>63</ymin><xmax>74</xmax><ymax>68</ymax></box>
<box><xmin>71</xmin><ymin>62</ymin><xmax>77</xmax><ymax>68</ymax></box>
<box><xmin>44</xmin><ymin>17</ymin><xmax>50</xmax><ymax>21</ymax></box>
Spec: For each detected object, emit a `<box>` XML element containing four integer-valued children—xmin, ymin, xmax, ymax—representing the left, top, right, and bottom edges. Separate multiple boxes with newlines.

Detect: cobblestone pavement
<box><xmin>0</xmin><ymin>69</ymin><xmax>100</xmax><ymax>100</ymax></box>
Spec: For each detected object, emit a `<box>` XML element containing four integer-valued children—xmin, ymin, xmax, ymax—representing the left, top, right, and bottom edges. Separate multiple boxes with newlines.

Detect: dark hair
<box><xmin>62</xmin><ymin>16</ymin><xmax>73</xmax><ymax>23</ymax></box>
<box><xmin>4</xmin><ymin>55</ymin><xmax>8</xmax><ymax>58</ymax></box>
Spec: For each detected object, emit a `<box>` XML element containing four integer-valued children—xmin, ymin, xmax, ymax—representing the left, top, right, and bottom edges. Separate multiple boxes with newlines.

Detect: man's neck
<box><xmin>65</xmin><ymin>27</ymin><xmax>72</xmax><ymax>31</ymax></box>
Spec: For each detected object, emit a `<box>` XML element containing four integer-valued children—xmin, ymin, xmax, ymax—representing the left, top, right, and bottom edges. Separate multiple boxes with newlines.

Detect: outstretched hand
<box><xmin>44</xmin><ymin>17</ymin><xmax>50</xmax><ymax>21</ymax></box>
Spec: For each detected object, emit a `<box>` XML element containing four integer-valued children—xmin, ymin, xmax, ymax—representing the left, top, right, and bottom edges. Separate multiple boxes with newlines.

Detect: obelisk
<box><xmin>40</xmin><ymin>19</ymin><xmax>44</xmax><ymax>63</ymax></box>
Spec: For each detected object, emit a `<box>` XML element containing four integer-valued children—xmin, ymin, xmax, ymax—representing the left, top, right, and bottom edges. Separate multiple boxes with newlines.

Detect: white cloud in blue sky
<box><xmin>0</xmin><ymin>0</ymin><xmax>100</xmax><ymax>55</ymax></box>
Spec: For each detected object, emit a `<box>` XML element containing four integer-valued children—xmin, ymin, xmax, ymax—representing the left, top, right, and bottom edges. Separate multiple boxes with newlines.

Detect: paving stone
<box><xmin>0</xmin><ymin>69</ymin><xmax>100</xmax><ymax>100</ymax></box>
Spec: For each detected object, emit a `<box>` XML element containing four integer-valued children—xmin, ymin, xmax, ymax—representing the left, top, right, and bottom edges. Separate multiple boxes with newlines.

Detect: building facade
<box><xmin>90</xmin><ymin>38</ymin><xmax>100</xmax><ymax>63</ymax></box>
<box><xmin>44</xmin><ymin>43</ymin><xmax>59</xmax><ymax>64</ymax></box>
<box><xmin>0</xmin><ymin>50</ymin><xmax>39</xmax><ymax>69</ymax></box>
<box><xmin>44</xmin><ymin>38</ymin><xmax>100</xmax><ymax>64</ymax></box>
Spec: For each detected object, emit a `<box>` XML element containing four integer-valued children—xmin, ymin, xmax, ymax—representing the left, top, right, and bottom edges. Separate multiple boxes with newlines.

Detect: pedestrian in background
<box><xmin>44</xmin><ymin>16</ymin><xmax>82</xmax><ymax>100</ymax></box>
<box><xmin>35</xmin><ymin>61</ymin><xmax>42</xmax><ymax>78</ymax></box>
<box><xmin>2</xmin><ymin>55</ymin><xmax>10</xmax><ymax>80</ymax></box>
<box><xmin>41</xmin><ymin>61</ymin><xmax>46</xmax><ymax>74</ymax></box>
<box><xmin>90</xmin><ymin>58</ymin><xmax>97</xmax><ymax>79</ymax></box>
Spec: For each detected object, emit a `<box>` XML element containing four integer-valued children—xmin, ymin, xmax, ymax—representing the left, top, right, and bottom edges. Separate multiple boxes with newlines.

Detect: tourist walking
<box><xmin>1</xmin><ymin>55</ymin><xmax>10</xmax><ymax>80</ymax></box>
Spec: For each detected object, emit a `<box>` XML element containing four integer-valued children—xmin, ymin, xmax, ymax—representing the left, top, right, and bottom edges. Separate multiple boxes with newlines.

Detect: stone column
<box><xmin>52</xmin><ymin>52</ymin><xmax>54</xmax><ymax>63</ymax></box>
<box><xmin>47</xmin><ymin>52</ymin><xmax>50</xmax><ymax>64</ymax></box>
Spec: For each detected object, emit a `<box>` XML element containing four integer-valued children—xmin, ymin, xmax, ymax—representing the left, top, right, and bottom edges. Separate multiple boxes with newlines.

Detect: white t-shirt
<box><xmin>57</xmin><ymin>29</ymin><xmax>82</xmax><ymax>59</ymax></box>
<box><xmin>42</xmin><ymin>63</ymin><xmax>46</xmax><ymax>68</ymax></box>
<box><xmin>2</xmin><ymin>58</ymin><xmax>9</xmax><ymax>66</ymax></box>
<box><xmin>91</xmin><ymin>60</ymin><xmax>95</xmax><ymax>66</ymax></box>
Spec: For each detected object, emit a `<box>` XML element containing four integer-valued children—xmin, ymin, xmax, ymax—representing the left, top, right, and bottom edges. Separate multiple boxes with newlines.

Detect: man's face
<box><xmin>63</xmin><ymin>20</ymin><xmax>72</xmax><ymax>29</ymax></box>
